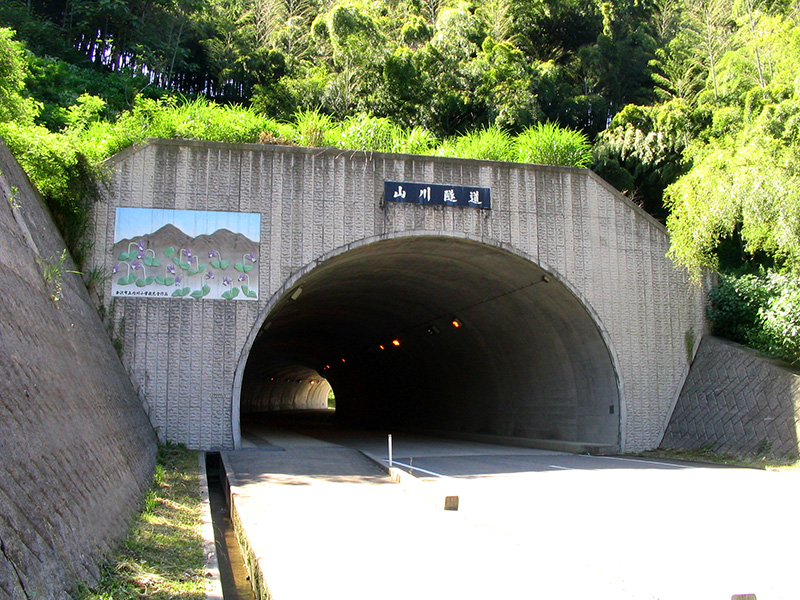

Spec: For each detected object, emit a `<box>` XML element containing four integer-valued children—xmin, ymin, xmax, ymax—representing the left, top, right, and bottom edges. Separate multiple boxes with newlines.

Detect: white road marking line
<box><xmin>548</xmin><ymin>464</ymin><xmax>573</xmax><ymax>470</ymax></box>
<box><xmin>590</xmin><ymin>455</ymin><xmax>692</xmax><ymax>469</ymax></box>
<box><xmin>388</xmin><ymin>460</ymin><xmax>450</xmax><ymax>479</ymax></box>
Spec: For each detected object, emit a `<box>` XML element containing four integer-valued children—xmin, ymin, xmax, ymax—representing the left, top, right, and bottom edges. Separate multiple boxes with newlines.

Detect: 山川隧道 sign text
<box><xmin>385</xmin><ymin>181</ymin><xmax>491</xmax><ymax>210</ymax></box>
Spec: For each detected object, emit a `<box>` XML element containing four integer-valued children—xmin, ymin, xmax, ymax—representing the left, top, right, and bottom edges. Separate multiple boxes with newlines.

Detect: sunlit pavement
<box><xmin>227</xmin><ymin>426</ymin><xmax>800</xmax><ymax>600</ymax></box>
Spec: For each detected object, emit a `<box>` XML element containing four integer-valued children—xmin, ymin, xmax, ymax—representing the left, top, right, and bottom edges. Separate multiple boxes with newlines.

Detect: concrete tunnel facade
<box><xmin>91</xmin><ymin>138</ymin><xmax>708</xmax><ymax>453</ymax></box>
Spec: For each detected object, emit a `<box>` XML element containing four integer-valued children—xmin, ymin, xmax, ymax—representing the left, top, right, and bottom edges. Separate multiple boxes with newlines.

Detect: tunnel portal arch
<box><xmin>234</xmin><ymin>232</ymin><xmax>622</xmax><ymax>452</ymax></box>
<box><xmin>94</xmin><ymin>139</ymin><xmax>709</xmax><ymax>452</ymax></box>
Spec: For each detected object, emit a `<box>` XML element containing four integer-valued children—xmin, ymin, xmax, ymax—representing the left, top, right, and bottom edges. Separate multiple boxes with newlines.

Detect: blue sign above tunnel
<box><xmin>385</xmin><ymin>180</ymin><xmax>491</xmax><ymax>210</ymax></box>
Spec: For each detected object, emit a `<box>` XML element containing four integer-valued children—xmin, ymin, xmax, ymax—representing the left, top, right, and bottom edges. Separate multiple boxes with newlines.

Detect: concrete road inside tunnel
<box><xmin>238</xmin><ymin>235</ymin><xmax>620</xmax><ymax>452</ymax></box>
<box><xmin>225</xmin><ymin>415</ymin><xmax>800</xmax><ymax>600</ymax></box>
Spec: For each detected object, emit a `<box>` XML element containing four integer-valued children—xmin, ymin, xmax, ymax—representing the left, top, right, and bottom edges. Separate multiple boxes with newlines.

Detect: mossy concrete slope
<box><xmin>0</xmin><ymin>140</ymin><xmax>157</xmax><ymax>599</ymax></box>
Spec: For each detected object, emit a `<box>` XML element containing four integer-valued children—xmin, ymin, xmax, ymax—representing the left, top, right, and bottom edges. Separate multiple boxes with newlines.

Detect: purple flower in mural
<box><xmin>137</xmin><ymin>250</ymin><xmax>145</xmax><ymax>259</ymax></box>
<box><xmin>188</xmin><ymin>255</ymin><xmax>196</xmax><ymax>264</ymax></box>
<box><xmin>222</xmin><ymin>276</ymin><xmax>232</xmax><ymax>287</ymax></box>
<box><xmin>167</xmin><ymin>264</ymin><xmax>176</xmax><ymax>275</ymax></box>
<box><xmin>112</xmin><ymin>263</ymin><xmax>119</xmax><ymax>274</ymax></box>
<box><xmin>238</xmin><ymin>274</ymin><xmax>248</xmax><ymax>282</ymax></box>
<box><xmin>246</xmin><ymin>252</ymin><xmax>257</xmax><ymax>263</ymax></box>
<box><xmin>182</xmin><ymin>248</ymin><xmax>192</xmax><ymax>259</ymax></box>
<box><xmin>208</xmin><ymin>249</ymin><xmax>219</xmax><ymax>258</ymax></box>
<box><xmin>174</xmin><ymin>276</ymin><xmax>182</xmax><ymax>285</ymax></box>
<box><xmin>131</xmin><ymin>260</ymin><xmax>141</xmax><ymax>270</ymax></box>
<box><xmin>136</xmin><ymin>241</ymin><xmax>145</xmax><ymax>252</ymax></box>
<box><xmin>206</xmin><ymin>270</ymin><xmax>215</xmax><ymax>280</ymax></box>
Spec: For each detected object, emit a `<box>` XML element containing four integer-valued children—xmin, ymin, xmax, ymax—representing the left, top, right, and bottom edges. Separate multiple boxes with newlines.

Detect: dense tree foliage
<box><xmin>1</xmin><ymin>0</ymin><xmax>799</xmax><ymax>360</ymax></box>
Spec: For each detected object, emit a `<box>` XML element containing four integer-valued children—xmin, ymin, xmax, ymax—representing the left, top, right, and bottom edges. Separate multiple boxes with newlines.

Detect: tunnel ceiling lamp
<box><xmin>290</xmin><ymin>286</ymin><xmax>303</xmax><ymax>300</ymax></box>
<box><xmin>427</xmin><ymin>325</ymin><xmax>440</xmax><ymax>335</ymax></box>
<box><xmin>451</xmin><ymin>318</ymin><xmax>462</xmax><ymax>329</ymax></box>
<box><xmin>379</xmin><ymin>344</ymin><xmax>385</xmax><ymax>350</ymax></box>
<box><xmin>392</xmin><ymin>339</ymin><xmax>401</xmax><ymax>347</ymax></box>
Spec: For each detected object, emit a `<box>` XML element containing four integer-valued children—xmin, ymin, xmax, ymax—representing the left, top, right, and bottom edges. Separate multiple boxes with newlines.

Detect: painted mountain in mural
<box><xmin>113</xmin><ymin>224</ymin><xmax>258</xmax><ymax>260</ymax></box>
<box><xmin>111</xmin><ymin>224</ymin><xmax>260</xmax><ymax>301</ymax></box>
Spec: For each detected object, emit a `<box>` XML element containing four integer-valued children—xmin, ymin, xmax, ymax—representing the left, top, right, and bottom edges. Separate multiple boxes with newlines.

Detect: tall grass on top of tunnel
<box><xmin>74</xmin><ymin>443</ymin><xmax>206</xmax><ymax>600</ymax></box>
<box><xmin>0</xmin><ymin>23</ymin><xmax>596</xmax><ymax>269</ymax></box>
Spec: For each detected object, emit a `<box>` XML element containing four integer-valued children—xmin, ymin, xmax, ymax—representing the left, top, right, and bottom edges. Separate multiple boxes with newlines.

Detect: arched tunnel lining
<box><xmin>240</xmin><ymin>236</ymin><xmax>620</xmax><ymax>447</ymax></box>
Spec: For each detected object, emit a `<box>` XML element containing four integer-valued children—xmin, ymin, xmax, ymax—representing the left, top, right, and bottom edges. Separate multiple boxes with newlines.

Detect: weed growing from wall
<box><xmin>37</xmin><ymin>249</ymin><xmax>79</xmax><ymax>304</ymax></box>
<box><xmin>6</xmin><ymin>185</ymin><xmax>20</xmax><ymax>211</ymax></box>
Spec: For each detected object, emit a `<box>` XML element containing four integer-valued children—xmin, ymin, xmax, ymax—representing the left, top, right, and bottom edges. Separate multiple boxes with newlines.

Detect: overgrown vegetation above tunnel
<box><xmin>2</xmin><ymin>0</ymin><xmax>800</xmax><ymax>359</ymax></box>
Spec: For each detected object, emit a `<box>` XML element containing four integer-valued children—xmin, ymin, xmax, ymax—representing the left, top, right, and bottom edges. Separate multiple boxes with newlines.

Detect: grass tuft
<box><xmin>74</xmin><ymin>443</ymin><xmax>205</xmax><ymax>600</ymax></box>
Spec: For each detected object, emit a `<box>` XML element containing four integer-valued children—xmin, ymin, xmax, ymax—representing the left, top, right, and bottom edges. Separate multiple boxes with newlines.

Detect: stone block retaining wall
<box><xmin>662</xmin><ymin>336</ymin><xmax>800</xmax><ymax>457</ymax></box>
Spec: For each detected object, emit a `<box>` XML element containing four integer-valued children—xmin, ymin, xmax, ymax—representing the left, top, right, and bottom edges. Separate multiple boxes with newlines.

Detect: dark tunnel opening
<box><xmin>239</xmin><ymin>236</ymin><xmax>620</xmax><ymax>450</ymax></box>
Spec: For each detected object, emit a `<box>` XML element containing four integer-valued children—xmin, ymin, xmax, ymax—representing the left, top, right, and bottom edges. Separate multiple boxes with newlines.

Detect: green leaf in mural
<box><xmin>155</xmin><ymin>276</ymin><xmax>165</xmax><ymax>285</ymax></box>
<box><xmin>173</xmin><ymin>256</ymin><xmax>190</xmax><ymax>270</ymax></box>
<box><xmin>222</xmin><ymin>287</ymin><xmax>240</xmax><ymax>300</ymax></box>
<box><xmin>117</xmin><ymin>274</ymin><xmax>135</xmax><ymax>285</ymax></box>
<box><xmin>242</xmin><ymin>285</ymin><xmax>257</xmax><ymax>298</ymax></box>
<box><xmin>144</xmin><ymin>256</ymin><xmax>161</xmax><ymax>267</ymax></box>
<box><xmin>164</xmin><ymin>247</ymin><xmax>175</xmax><ymax>258</ymax></box>
<box><xmin>118</xmin><ymin>251</ymin><xmax>131</xmax><ymax>261</ymax></box>
<box><xmin>173</xmin><ymin>287</ymin><xmax>191</xmax><ymax>297</ymax></box>
<box><xmin>135</xmin><ymin>278</ymin><xmax>148</xmax><ymax>287</ymax></box>
<box><xmin>210</xmin><ymin>260</ymin><xmax>231</xmax><ymax>270</ymax></box>
<box><xmin>164</xmin><ymin>276</ymin><xmax>175</xmax><ymax>286</ymax></box>
<box><xmin>190</xmin><ymin>284</ymin><xmax>212</xmax><ymax>299</ymax></box>
<box><xmin>188</xmin><ymin>264</ymin><xmax>207</xmax><ymax>276</ymax></box>
<box><xmin>234</xmin><ymin>263</ymin><xmax>254</xmax><ymax>273</ymax></box>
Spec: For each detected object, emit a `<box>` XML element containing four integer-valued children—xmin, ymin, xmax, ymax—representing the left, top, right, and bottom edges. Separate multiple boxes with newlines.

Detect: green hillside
<box><xmin>1</xmin><ymin>0</ymin><xmax>798</xmax><ymax>363</ymax></box>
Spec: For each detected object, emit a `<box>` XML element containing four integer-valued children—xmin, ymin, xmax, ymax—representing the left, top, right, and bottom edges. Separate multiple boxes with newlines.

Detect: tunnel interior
<box><xmin>240</xmin><ymin>236</ymin><xmax>620</xmax><ymax>448</ymax></box>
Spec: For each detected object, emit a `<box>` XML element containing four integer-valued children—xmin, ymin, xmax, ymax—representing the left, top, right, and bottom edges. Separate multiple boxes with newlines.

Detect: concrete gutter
<box><xmin>200</xmin><ymin>453</ymin><xmax>223</xmax><ymax>600</ymax></box>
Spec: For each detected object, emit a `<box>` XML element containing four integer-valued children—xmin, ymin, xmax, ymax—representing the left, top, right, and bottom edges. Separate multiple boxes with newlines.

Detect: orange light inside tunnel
<box><xmin>392</xmin><ymin>339</ymin><xmax>401</xmax><ymax>346</ymax></box>
<box><xmin>451</xmin><ymin>319</ymin><xmax>462</xmax><ymax>328</ymax></box>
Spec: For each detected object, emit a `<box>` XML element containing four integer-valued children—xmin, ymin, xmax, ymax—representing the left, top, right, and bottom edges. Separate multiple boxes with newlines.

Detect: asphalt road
<box><xmin>236</xmin><ymin>420</ymin><xmax>800</xmax><ymax>600</ymax></box>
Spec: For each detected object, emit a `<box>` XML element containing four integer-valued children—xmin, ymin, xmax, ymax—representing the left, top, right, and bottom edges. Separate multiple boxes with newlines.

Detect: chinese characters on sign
<box><xmin>385</xmin><ymin>181</ymin><xmax>491</xmax><ymax>210</ymax></box>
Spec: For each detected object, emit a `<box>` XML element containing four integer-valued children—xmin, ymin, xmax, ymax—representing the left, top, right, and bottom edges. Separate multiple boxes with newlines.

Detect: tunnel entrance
<box><xmin>237</xmin><ymin>235</ymin><xmax>620</xmax><ymax>451</ymax></box>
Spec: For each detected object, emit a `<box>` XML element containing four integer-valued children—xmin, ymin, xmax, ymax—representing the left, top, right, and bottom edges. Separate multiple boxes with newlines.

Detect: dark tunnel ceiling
<box><xmin>241</xmin><ymin>235</ymin><xmax>620</xmax><ymax>446</ymax></box>
<box><xmin>246</xmin><ymin>236</ymin><xmax>552</xmax><ymax>379</ymax></box>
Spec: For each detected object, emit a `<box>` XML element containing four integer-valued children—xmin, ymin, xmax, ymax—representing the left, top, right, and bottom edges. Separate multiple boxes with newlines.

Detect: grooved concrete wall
<box><xmin>662</xmin><ymin>336</ymin><xmax>800</xmax><ymax>457</ymax></box>
<box><xmin>90</xmin><ymin>139</ymin><xmax>708</xmax><ymax>452</ymax></box>
<box><xmin>0</xmin><ymin>141</ymin><xmax>157</xmax><ymax>599</ymax></box>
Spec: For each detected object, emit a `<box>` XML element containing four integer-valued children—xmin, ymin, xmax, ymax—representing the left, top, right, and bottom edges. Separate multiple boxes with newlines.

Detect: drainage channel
<box><xmin>205</xmin><ymin>452</ymin><xmax>255</xmax><ymax>600</ymax></box>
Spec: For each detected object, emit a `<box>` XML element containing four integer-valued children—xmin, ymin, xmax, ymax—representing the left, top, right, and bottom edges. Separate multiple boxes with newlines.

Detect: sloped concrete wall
<box><xmin>662</xmin><ymin>336</ymin><xmax>800</xmax><ymax>457</ymax></box>
<box><xmin>0</xmin><ymin>141</ymin><xmax>157</xmax><ymax>599</ymax></box>
<box><xmin>90</xmin><ymin>139</ymin><xmax>708</xmax><ymax>452</ymax></box>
